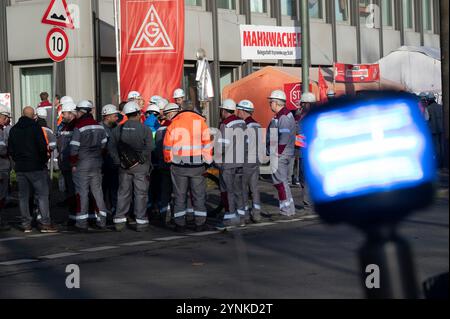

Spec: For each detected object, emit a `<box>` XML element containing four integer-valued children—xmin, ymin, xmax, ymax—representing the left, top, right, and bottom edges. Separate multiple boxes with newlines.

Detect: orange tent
<box><xmin>222</xmin><ymin>66</ymin><xmax>406</xmax><ymax>128</ymax></box>
<box><xmin>222</xmin><ymin>67</ymin><xmax>319</xmax><ymax>128</ymax></box>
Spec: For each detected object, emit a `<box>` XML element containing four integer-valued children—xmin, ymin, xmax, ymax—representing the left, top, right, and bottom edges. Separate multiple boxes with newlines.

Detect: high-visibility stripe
<box><xmin>237</xmin><ymin>210</ymin><xmax>246</xmax><ymax>216</ymax></box>
<box><xmin>218</xmin><ymin>138</ymin><xmax>230</xmax><ymax>144</ymax></box>
<box><xmin>160</xmin><ymin>205</ymin><xmax>170</xmax><ymax>213</ymax></box>
<box><xmin>174</xmin><ymin>211</ymin><xmax>186</xmax><ymax>218</ymax></box>
<box><xmin>101</xmin><ymin>138</ymin><xmax>108</xmax><ymax>144</ymax></box>
<box><xmin>98</xmin><ymin>211</ymin><xmax>108</xmax><ymax>217</ymax></box>
<box><xmin>203</xmin><ymin>142</ymin><xmax>214</xmax><ymax>149</ymax></box>
<box><xmin>226</xmin><ymin>120</ymin><xmax>246</xmax><ymax>128</ymax></box>
<box><xmin>114</xmin><ymin>218</ymin><xmax>127</xmax><ymax>224</ymax></box>
<box><xmin>279</xmin><ymin>128</ymin><xmax>291</xmax><ymax>134</ymax></box>
<box><xmin>79</xmin><ymin>125</ymin><xmax>104</xmax><ymax>133</ymax></box>
<box><xmin>75</xmin><ymin>214</ymin><xmax>89</xmax><ymax>220</ymax></box>
<box><xmin>224</xmin><ymin>213</ymin><xmax>237</xmax><ymax>220</ymax></box>
<box><xmin>247</xmin><ymin>123</ymin><xmax>261</xmax><ymax>128</ymax></box>
<box><xmin>186</xmin><ymin>208</ymin><xmax>194</xmax><ymax>213</ymax></box>
<box><xmin>279</xmin><ymin>198</ymin><xmax>294</xmax><ymax>209</ymax></box>
<box><xmin>48</xmin><ymin>142</ymin><xmax>56</xmax><ymax>147</ymax></box>
<box><xmin>70</xmin><ymin>141</ymin><xmax>81</xmax><ymax>147</ymax></box>
<box><xmin>253</xmin><ymin>204</ymin><xmax>261</xmax><ymax>210</ymax></box>
<box><xmin>295</xmin><ymin>134</ymin><xmax>306</xmax><ymax>147</ymax></box>
<box><xmin>60</xmin><ymin>131</ymin><xmax>73</xmax><ymax>136</ymax></box>
<box><xmin>0</xmin><ymin>142</ymin><xmax>6</xmax><ymax>146</ymax></box>
<box><xmin>136</xmin><ymin>219</ymin><xmax>149</xmax><ymax>225</ymax></box>
<box><xmin>194</xmin><ymin>211</ymin><xmax>207</xmax><ymax>217</ymax></box>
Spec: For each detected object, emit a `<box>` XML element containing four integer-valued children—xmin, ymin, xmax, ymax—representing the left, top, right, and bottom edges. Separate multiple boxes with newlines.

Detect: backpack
<box><xmin>117</xmin><ymin>125</ymin><xmax>145</xmax><ymax>169</ymax></box>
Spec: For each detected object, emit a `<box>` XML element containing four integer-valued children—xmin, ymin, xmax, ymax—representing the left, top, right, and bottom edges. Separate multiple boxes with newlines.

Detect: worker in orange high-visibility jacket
<box><xmin>163</xmin><ymin>109</ymin><xmax>213</xmax><ymax>232</ymax></box>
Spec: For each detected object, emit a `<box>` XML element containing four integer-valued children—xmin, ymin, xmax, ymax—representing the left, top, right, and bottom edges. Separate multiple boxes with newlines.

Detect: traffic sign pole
<box><xmin>50</xmin><ymin>61</ymin><xmax>57</xmax><ymax>181</ymax></box>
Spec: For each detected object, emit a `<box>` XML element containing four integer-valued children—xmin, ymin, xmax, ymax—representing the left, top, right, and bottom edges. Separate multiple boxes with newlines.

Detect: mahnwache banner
<box><xmin>240</xmin><ymin>25</ymin><xmax>301</xmax><ymax>61</ymax></box>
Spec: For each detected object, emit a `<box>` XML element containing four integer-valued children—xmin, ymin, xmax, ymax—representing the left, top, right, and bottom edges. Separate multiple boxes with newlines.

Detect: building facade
<box><xmin>0</xmin><ymin>0</ymin><xmax>442</xmax><ymax>122</ymax></box>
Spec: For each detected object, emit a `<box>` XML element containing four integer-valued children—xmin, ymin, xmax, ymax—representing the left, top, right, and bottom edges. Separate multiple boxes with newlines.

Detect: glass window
<box><xmin>359</xmin><ymin>0</ymin><xmax>372</xmax><ymax>25</ymax></box>
<box><xmin>336</xmin><ymin>0</ymin><xmax>350</xmax><ymax>22</ymax></box>
<box><xmin>251</xmin><ymin>0</ymin><xmax>265</xmax><ymax>13</ymax></box>
<box><xmin>101</xmin><ymin>65</ymin><xmax>119</xmax><ymax>106</ymax></box>
<box><xmin>185</xmin><ymin>0</ymin><xmax>202</xmax><ymax>6</ymax></box>
<box><xmin>20</xmin><ymin>66</ymin><xmax>53</xmax><ymax>108</ymax></box>
<box><xmin>402</xmin><ymin>0</ymin><xmax>414</xmax><ymax>29</ymax></box>
<box><xmin>423</xmin><ymin>0</ymin><xmax>433</xmax><ymax>31</ymax></box>
<box><xmin>309</xmin><ymin>0</ymin><xmax>323</xmax><ymax>19</ymax></box>
<box><xmin>382</xmin><ymin>0</ymin><xmax>393</xmax><ymax>27</ymax></box>
<box><xmin>217</xmin><ymin>0</ymin><xmax>236</xmax><ymax>10</ymax></box>
<box><xmin>220</xmin><ymin>68</ymin><xmax>234</xmax><ymax>95</ymax></box>
<box><xmin>281</xmin><ymin>0</ymin><xmax>294</xmax><ymax>16</ymax></box>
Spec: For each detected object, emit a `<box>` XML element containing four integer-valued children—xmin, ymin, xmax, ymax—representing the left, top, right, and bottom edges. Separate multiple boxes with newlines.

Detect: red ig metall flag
<box><xmin>334</xmin><ymin>63</ymin><xmax>380</xmax><ymax>83</ymax></box>
<box><xmin>120</xmin><ymin>0</ymin><xmax>184</xmax><ymax>103</ymax></box>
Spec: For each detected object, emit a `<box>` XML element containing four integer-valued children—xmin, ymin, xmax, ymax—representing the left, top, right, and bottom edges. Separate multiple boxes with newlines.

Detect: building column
<box><xmin>64</xmin><ymin>0</ymin><xmax>96</xmax><ymax>107</ymax></box>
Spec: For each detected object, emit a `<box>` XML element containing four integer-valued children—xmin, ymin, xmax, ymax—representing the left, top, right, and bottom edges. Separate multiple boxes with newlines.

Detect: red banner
<box><xmin>334</xmin><ymin>63</ymin><xmax>380</xmax><ymax>83</ymax></box>
<box><xmin>120</xmin><ymin>0</ymin><xmax>184</xmax><ymax>104</ymax></box>
<box><xmin>284</xmin><ymin>82</ymin><xmax>313</xmax><ymax>111</ymax></box>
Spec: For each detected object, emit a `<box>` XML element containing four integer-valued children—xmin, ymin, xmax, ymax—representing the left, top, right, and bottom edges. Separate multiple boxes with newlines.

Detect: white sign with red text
<box><xmin>240</xmin><ymin>25</ymin><xmax>302</xmax><ymax>61</ymax></box>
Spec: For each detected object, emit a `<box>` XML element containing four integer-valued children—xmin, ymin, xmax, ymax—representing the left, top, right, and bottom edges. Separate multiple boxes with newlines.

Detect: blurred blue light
<box><xmin>303</xmin><ymin>97</ymin><xmax>436</xmax><ymax>204</ymax></box>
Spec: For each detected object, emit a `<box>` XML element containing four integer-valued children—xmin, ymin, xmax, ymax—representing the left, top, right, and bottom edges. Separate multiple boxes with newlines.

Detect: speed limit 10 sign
<box><xmin>46</xmin><ymin>27</ymin><xmax>69</xmax><ymax>62</ymax></box>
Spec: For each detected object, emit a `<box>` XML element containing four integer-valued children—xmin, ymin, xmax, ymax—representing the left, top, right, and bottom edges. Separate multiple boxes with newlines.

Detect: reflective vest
<box><xmin>295</xmin><ymin>134</ymin><xmax>306</xmax><ymax>148</ymax></box>
<box><xmin>163</xmin><ymin>110</ymin><xmax>213</xmax><ymax>165</ymax></box>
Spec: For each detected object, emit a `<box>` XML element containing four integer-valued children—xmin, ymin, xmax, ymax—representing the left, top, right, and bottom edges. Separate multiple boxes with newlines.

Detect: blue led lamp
<box><xmin>303</xmin><ymin>91</ymin><xmax>437</xmax><ymax>227</ymax></box>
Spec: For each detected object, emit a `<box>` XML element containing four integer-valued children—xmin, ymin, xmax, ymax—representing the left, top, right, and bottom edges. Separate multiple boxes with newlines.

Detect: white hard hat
<box><xmin>268</xmin><ymin>90</ymin><xmax>287</xmax><ymax>102</ymax></box>
<box><xmin>157</xmin><ymin>98</ymin><xmax>169</xmax><ymax>111</ymax></box>
<box><xmin>102</xmin><ymin>104</ymin><xmax>119</xmax><ymax>116</ymax></box>
<box><xmin>145</xmin><ymin>103</ymin><xmax>160</xmax><ymax>114</ymax></box>
<box><xmin>76</xmin><ymin>100</ymin><xmax>93</xmax><ymax>110</ymax></box>
<box><xmin>123</xmin><ymin>101</ymin><xmax>141</xmax><ymax>115</ymax></box>
<box><xmin>0</xmin><ymin>104</ymin><xmax>11</xmax><ymax>117</ymax></box>
<box><xmin>163</xmin><ymin>103</ymin><xmax>180</xmax><ymax>114</ymax></box>
<box><xmin>327</xmin><ymin>90</ymin><xmax>336</xmax><ymax>97</ymax></box>
<box><xmin>173</xmin><ymin>88</ymin><xmax>185</xmax><ymax>99</ymax></box>
<box><xmin>149</xmin><ymin>95</ymin><xmax>162</xmax><ymax>105</ymax></box>
<box><xmin>60</xmin><ymin>96</ymin><xmax>74</xmax><ymax>105</ymax></box>
<box><xmin>127</xmin><ymin>91</ymin><xmax>142</xmax><ymax>101</ymax></box>
<box><xmin>219</xmin><ymin>99</ymin><xmax>237</xmax><ymax>111</ymax></box>
<box><xmin>36</xmin><ymin>107</ymin><xmax>47</xmax><ymax>118</ymax></box>
<box><xmin>237</xmin><ymin>100</ymin><xmax>255</xmax><ymax>112</ymax></box>
<box><xmin>301</xmin><ymin>92</ymin><xmax>316</xmax><ymax>103</ymax></box>
<box><xmin>61</xmin><ymin>101</ymin><xmax>77</xmax><ymax>113</ymax></box>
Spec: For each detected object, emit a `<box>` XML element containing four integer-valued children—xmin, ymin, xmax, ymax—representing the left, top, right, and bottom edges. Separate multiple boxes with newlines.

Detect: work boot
<box><xmin>250</xmin><ymin>211</ymin><xmax>262</xmax><ymax>223</ymax></box>
<box><xmin>115</xmin><ymin>223</ymin><xmax>126</xmax><ymax>232</ymax></box>
<box><xmin>96</xmin><ymin>216</ymin><xmax>107</xmax><ymax>229</ymax></box>
<box><xmin>39</xmin><ymin>224</ymin><xmax>59</xmax><ymax>233</ymax></box>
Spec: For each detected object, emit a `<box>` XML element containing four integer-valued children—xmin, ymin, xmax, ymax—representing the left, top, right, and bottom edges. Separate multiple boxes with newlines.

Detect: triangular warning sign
<box><xmin>42</xmin><ymin>0</ymin><xmax>74</xmax><ymax>29</ymax></box>
<box><xmin>130</xmin><ymin>5</ymin><xmax>174</xmax><ymax>52</ymax></box>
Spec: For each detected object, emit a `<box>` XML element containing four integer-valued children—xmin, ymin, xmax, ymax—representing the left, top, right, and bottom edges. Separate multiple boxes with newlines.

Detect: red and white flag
<box><xmin>334</xmin><ymin>63</ymin><xmax>380</xmax><ymax>83</ymax></box>
<box><xmin>318</xmin><ymin>67</ymin><xmax>329</xmax><ymax>102</ymax></box>
<box><xmin>119</xmin><ymin>0</ymin><xmax>185</xmax><ymax>103</ymax></box>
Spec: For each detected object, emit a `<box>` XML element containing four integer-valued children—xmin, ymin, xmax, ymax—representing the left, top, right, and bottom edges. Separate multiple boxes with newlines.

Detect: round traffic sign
<box><xmin>46</xmin><ymin>27</ymin><xmax>69</xmax><ymax>62</ymax></box>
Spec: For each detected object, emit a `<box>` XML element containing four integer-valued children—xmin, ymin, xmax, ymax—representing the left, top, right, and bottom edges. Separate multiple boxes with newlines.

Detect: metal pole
<box><xmin>50</xmin><ymin>61</ymin><xmax>57</xmax><ymax>181</ymax></box>
<box><xmin>355</xmin><ymin>0</ymin><xmax>362</xmax><ymax>64</ymax></box>
<box><xmin>300</xmin><ymin>0</ymin><xmax>310</xmax><ymax>94</ymax></box>
<box><xmin>114</xmin><ymin>0</ymin><xmax>121</xmax><ymax>102</ymax></box>
<box><xmin>275</xmin><ymin>0</ymin><xmax>283</xmax><ymax>66</ymax></box>
<box><xmin>440</xmin><ymin>0</ymin><xmax>449</xmax><ymax>168</ymax></box>
<box><xmin>243</xmin><ymin>0</ymin><xmax>253</xmax><ymax>76</ymax></box>
<box><xmin>210</xmin><ymin>0</ymin><xmax>220</xmax><ymax>127</ymax></box>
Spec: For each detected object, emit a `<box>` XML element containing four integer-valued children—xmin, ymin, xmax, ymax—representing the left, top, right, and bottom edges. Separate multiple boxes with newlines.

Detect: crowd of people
<box><xmin>0</xmin><ymin>88</ymin><xmax>317</xmax><ymax>234</ymax></box>
<box><xmin>1</xmin><ymin>88</ymin><xmax>442</xmax><ymax>235</ymax></box>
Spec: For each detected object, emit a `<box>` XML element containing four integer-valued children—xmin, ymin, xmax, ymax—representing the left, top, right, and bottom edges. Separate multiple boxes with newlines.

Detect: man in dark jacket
<box><xmin>8</xmin><ymin>107</ymin><xmax>57</xmax><ymax>233</ymax></box>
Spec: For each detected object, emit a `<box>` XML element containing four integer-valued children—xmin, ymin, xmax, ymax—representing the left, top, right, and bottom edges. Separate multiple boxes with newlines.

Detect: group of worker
<box><xmin>0</xmin><ymin>87</ymin><xmax>316</xmax><ymax>234</ymax></box>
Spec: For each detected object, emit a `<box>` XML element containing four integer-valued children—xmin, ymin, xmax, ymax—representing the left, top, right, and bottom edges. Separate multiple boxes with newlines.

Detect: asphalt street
<box><xmin>0</xmin><ymin>177</ymin><xmax>448</xmax><ymax>299</ymax></box>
